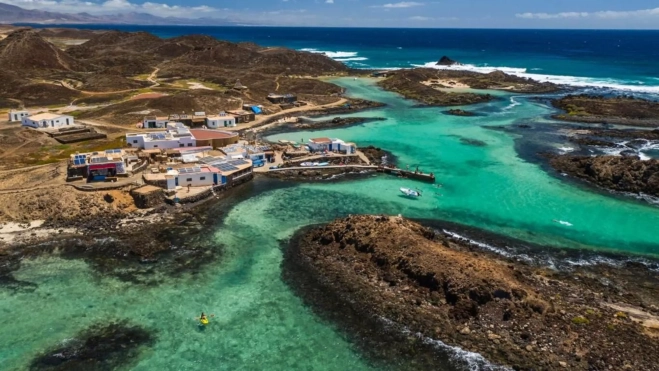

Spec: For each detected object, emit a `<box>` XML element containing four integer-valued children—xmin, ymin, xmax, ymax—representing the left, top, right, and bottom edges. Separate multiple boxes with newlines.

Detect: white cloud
<box><xmin>372</xmin><ymin>2</ymin><xmax>424</xmax><ymax>9</ymax></box>
<box><xmin>516</xmin><ymin>7</ymin><xmax>659</xmax><ymax>20</ymax></box>
<box><xmin>408</xmin><ymin>15</ymin><xmax>457</xmax><ymax>21</ymax></box>
<box><xmin>325</xmin><ymin>0</ymin><xmax>333</xmax><ymax>3</ymax></box>
<box><xmin>2</xmin><ymin>0</ymin><xmax>221</xmax><ymax>18</ymax></box>
<box><xmin>409</xmin><ymin>16</ymin><xmax>431</xmax><ymax>21</ymax></box>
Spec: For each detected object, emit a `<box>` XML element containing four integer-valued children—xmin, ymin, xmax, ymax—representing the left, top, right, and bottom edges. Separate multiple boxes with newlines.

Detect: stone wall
<box><xmin>131</xmin><ymin>187</ymin><xmax>164</xmax><ymax>209</ymax></box>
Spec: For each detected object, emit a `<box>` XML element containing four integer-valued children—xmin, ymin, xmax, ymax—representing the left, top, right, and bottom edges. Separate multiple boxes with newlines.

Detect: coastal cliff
<box><xmin>284</xmin><ymin>215</ymin><xmax>659</xmax><ymax>370</ymax></box>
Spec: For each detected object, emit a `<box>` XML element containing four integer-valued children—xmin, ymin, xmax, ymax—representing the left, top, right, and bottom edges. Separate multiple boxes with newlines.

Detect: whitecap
<box><xmin>334</xmin><ymin>57</ymin><xmax>369</xmax><ymax>62</ymax></box>
<box><xmin>299</xmin><ymin>48</ymin><xmax>359</xmax><ymax>58</ymax></box>
<box><xmin>558</xmin><ymin>146</ymin><xmax>575</xmax><ymax>153</ymax></box>
<box><xmin>411</xmin><ymin>61</ymin><xmax>659</xmax><ymax>94</ymax></box>
<box><xmin>502</xmin><ymin>97</ymin><xmax>521</xmax><ymax>111</ymax></box>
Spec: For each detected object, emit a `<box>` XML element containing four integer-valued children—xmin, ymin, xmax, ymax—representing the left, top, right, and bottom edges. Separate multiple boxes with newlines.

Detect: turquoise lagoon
<box><xmin>2</xmin><ymin>78</ymin><xmax>659</xmax><ymax>370</ymax></box>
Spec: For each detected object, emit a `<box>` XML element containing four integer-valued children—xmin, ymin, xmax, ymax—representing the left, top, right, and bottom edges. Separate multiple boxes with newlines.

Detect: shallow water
<box><xmin>2</xmin><ymin>78</ymin><xmax>659</xmax><ymax>370</ymax></box>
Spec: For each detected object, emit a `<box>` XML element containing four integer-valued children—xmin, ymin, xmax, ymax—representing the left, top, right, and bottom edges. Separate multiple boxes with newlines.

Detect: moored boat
<box><xmin>400</xmin><ymin>187</ymin><xmax>421</xmax><ymax>197</ymax></box>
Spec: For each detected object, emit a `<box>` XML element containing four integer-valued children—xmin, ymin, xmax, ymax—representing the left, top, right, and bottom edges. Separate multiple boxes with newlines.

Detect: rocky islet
<box><xmin>284</xmin><ymin>215</ymin><xmax>659</xmax><ymax>370</ymax></box>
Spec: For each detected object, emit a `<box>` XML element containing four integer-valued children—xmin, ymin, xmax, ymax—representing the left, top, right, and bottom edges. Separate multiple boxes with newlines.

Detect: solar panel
<box><xmin>228</xmin><ymin>159</ymin><xmax>248</xmax><ymax>166</ymax></box>
<box><xmin>217</xmin><ymin>164</ymin><xmax>238</xmax><ymax>171</ymax></box>
<box><xmin>90</xmin><ymin>157</ymin><xmax>109</xmax><ymax>163</ymax></box>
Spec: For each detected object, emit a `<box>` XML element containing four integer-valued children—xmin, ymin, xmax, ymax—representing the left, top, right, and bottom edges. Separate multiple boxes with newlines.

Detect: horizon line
<box><xmin>9</xmin><ymin>22</ymin><xmax>659</xmax><ymax>31</ymax></box>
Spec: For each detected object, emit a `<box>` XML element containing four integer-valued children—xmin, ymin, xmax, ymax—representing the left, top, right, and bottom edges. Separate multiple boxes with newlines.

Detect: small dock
<box><xmin>377</xmin><ymin>167</ymin><xmax>435</xmax><ymax>183</ymax></box>
<box><xmin>269</xmin><ymin>165</ymin><xmax>435</xmax><ymax>183</ymax></box>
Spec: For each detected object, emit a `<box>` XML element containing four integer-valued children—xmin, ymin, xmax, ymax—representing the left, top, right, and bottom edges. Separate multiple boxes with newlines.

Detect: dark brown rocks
<box><xmin>284</xmin><ymin>215</ymin><xmax>659</xmax><ymax>370</ymax></box>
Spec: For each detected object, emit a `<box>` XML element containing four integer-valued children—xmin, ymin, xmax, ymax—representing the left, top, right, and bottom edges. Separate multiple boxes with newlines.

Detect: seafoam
<box><xmin>377</xmin><ymin>316</ymin><xmax>510</xmax><ymax>371</ymax></box>
<box><xmin>411</xmin><ymin>62</ymin><xmax>659</xmax><ymax>94</ymax></box>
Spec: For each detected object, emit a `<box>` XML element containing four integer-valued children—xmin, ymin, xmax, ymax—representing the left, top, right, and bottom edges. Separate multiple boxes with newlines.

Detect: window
<box><xmin>133</xmin><ymin>140</ymin><xmax>138</xmax><ymax>144</ymax></box>
<box><xmin>188</xmin><ymin>143</ymin><xmax>193</xmax><ymax>147</ymax></box>
<box><xmin>179</xmin><ymin>144</ymin><xmax>184</xmax><ymax>147</ymax></box>
<box><xmin>186</xmin><ymin>178</ymin><xmax>192</xmax><ymax>182</ymax></box>
<box><xmin>200</xmin><ymin>177</ymin><xmax>206</xmax><ymax>180</ymax></box>
<box><xmin>153</xmin><ymin>145</ymin><xmax>158</xmax><ymax>148</ymax></box>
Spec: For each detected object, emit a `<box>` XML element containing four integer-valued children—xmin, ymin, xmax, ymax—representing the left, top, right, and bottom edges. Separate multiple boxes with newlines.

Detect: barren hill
<box><xmin>0</xmin><ymin>29</ymin><xmax>87</xmax><ymax>72</ymax></box>
<box><xmin>0</xmin><ymin>28</ymin><xmax>349</xmax><ymax>107</ymax></box>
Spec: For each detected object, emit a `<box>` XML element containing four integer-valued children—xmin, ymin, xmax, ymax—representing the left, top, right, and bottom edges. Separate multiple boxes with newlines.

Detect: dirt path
<box><xmin>274</xmin><ymin>74</ymin><xmax>282</xmax><ymax>92</ymax></box>
<box><xmin>147</xmin><ymin>67</ymin><xmax>160</xmax><ymax>87</ymax></box>
<box><xmin>6</xmin><ymin>98</ymin><xmax>24</xmax><ymax>109</ymax></box>
<box><xmin>79</xmin><ymin>119</ymin><xmax>141</xmax><ymax>134</ymax></box>
<box><xmin>0</xmin><ymin>138</ymin><xmax>36</xmax><ymax>159</ymax></box>
<box><xmin>61</xmin><ymin>67</ymin><xmax>161</xmax><ymax>96</ymax></box>
<box><xmin>229</xmin><ymin>98</ymin><xmax>347</xmax><ymax>132</ymax></box>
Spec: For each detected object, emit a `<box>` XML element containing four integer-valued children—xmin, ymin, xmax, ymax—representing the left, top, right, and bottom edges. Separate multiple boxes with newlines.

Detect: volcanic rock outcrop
<box><xmin>549</xmin><ymin>155</ymin><xmax>659</xmax><ymax>197</ymax></box>
<box><xmin>284</xmin><ymin>215</ymin><xmax>659</xmax><ymax>370</ymax></box>
<box><xmin>552</xmin><ymin>94</ymin><xmax>659</xmax><ymax>127</ymax></box>
<box><xmin>436</xmin><ymin>56</ymin><xmax>460</xmax><ymax>66</ymax></box>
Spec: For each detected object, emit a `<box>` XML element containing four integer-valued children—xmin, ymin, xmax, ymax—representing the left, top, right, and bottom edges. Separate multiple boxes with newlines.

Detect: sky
<box><xmin>4</xmin><ymin>0</ymin><xmax>659</xmax><ymax>28</ymax></box>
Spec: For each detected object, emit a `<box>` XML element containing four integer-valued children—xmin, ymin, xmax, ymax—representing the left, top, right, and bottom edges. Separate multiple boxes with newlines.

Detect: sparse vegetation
<box><xmin>572</xmin><ymin>316</ymin><xmax>590</xmax><ymax>325</ymax></box>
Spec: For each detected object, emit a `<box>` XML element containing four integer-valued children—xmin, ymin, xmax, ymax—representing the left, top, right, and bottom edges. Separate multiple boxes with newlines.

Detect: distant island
<box><xmin>0</xmin><ymin>2</ymin><xmax>242</xmax><ymax>25</ymax></box>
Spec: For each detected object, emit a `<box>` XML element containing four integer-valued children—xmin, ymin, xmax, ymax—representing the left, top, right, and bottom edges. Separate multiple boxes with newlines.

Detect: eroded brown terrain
<box><xmin>285</xmin><ymin>215</ymin><xmax>659</xmax><ymax>370</ymax></box>
<box><xmin>553</xmin><ymin>95</ymin><xmax>659</xmax><ymax>127</ymax></box>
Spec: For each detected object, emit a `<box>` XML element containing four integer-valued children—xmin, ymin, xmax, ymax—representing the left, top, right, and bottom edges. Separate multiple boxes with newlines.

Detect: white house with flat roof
<box><xmin>126</xmin><ymin>122</ymin><xmax>196</xmax><ymax>150</ymax></box>
<box><xmin>8</xmin><ymin>110</ymin><xmax>29</xmax><ymax>122</ymax></box>
<box><xmin>142</xmin><ymin>116</ymin><xmax>169</xmax><ymax>129</ymax></box>
<box><xmin>22</xmin><ymin>113</ymin><xmax>74</xmax><ymax>129</ymax></box>
<box><xmin>206</xmin><ymin>112</ymin><xmax>236</xmax><ymax>128</ymax></box>
<box><xmin>308</xmin><ymin>137</ymin><xmax>356</xmax><ymax>154</ymax></box>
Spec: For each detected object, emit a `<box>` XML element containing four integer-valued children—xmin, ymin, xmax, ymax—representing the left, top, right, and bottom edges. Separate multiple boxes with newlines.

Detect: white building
<box><xmin>126</xmin><ymin>122</ymin><xmax>196</xmax><ymax>150</ymax></box>
<box><xmin>308</xmin><ymin>137</ymin><xmax>356</xmax><ymax>154</ymax></box>
<box><xmin>8</xmin><ymin>110</ymin><xmax>29</xmax><ymax>122</ymax></box>
<box><xmin>142</xmin><ymin>116</ymin><xmax>169</xmax><ymax>129</ymax></box>
<box><xmin>220</xmin><ymin>144</ymin><xmax>267</xmax><ymax>167</ymax></box>
<box><xmin>206</xmin><ymin>112</ymin><xmax>236</xmax><ymax>128</ymax></box>
<box><xmin>22</xmin><ymin>113</ymin><xmax>74</xmax><ymax>129</ymax></box>
<box><xmin>168</xmin><ymin>166</ymin><xmax>216</xmax><ymax>188</ymax></box>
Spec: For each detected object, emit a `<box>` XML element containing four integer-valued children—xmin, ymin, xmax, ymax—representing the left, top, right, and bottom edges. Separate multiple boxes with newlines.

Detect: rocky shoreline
<box><xmin>376</xmin><ymin>68</ymin><xmax>559</xmax><ymax>107</ymax></box>
<box><xmin>261</xmin><ymin>116</ymin><xmax>386</xmax><ymax>136</ymax></box>
<box><xmin>283</xmin><ymin>215</ymin><xmax>659</xmax><ymax>370</ymax></box>
<box><xmin>0</xmin><ymin>178</ymin><xmax>280</xmax><ymax>287</ymax></box>
<box><xmin>552</xmin><ymin>95</ymin><xmax>659</xmax><ymax>127</ymax></box>
<box><xmin>548</xmin><ymin>154</ymin><xmax>659</xmax><ymax>199</ymax></box>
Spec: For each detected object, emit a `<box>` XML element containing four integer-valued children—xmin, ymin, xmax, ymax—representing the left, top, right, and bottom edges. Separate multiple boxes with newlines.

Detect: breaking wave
<box><xmin>378</xmin><ymin>316</ymin><xmax>509</xmax><ymax>371</ymax></box>
<box><xmin>440</xmin><ymin>229</ymin><xmax>659</xmax><ymax>273</ymax></box>
<box><xmin>334</xmin><ymin>57</ymin><xmax>369</xmax><ymax>62</ymax></box>
<box><xmin>299</xmin><ymin>48</ymin><xmax>359</xmax><ymax>59</ymax></box>
<box><xmin>412</xmin><ymin>61</ymin><xmax>659</xmax><ymax>94</ymax></box>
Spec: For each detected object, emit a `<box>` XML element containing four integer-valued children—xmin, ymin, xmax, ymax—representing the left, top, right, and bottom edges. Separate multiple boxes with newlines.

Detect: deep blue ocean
<box><xmin>27</xmin><ymin>25</ymin><xmax>659</xmax><ymax>93</ymax></box>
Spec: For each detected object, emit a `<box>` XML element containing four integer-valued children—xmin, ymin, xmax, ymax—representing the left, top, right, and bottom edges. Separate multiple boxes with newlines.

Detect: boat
<box><xmin>200</xmin><ymin>318</ymin><xmax>209</xmax><ymax>325</ymax></box>
<box><xmin>300</xmin><ymin>162</ymin><xmax>313</xmax><ymax>167</ymax></box>
<box><xmin>317</xmin><ymin>162</ymin><xmax>329</xmax><ymax>166</ymax></box>
<box><xmin>400</xmin><ymin>187</ymin><xmax>421</xmax><ymax>197</ymax></box>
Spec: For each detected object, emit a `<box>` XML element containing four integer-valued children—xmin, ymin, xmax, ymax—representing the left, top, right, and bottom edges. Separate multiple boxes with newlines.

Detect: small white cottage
<box><xmin>22</xmin><ymin>113</ymin><xmax>74</xmax><ymax>129</ymax></box>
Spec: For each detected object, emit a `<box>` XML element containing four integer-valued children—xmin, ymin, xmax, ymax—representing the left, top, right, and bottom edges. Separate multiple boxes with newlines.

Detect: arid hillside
<box><xmin>0</xmin><ymin>28</ymin><xmax>349</xmax><ymax>109</ymax></box>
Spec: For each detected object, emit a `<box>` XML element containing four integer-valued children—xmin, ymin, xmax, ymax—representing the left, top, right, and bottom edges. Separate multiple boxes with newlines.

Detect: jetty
<box><xmin>269</xmin><ymin>165</ymin><xmax>435</xmax><ymax>183</ymax></box>
<box><xmin>376</xmin><ymin>166</ymin><xmax>435</xmax><ymax>183</ymax></box>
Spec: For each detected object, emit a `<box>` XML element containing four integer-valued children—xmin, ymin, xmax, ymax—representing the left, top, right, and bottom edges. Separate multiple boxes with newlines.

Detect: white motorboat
<box><xmin>400</xmin><ymin>187</ymin><xmax>421</xmax><ymax>197</ymax></box>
